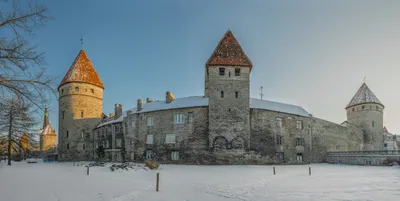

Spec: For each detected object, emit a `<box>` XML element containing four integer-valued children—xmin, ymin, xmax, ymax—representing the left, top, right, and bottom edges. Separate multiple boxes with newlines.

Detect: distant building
<box><xmin>383</xmin><ymin>127</ymin><xmax>398</xmax><ymax>151</ymax></box>
<box><xmin>58</xmin><ymin>30</ymin><xmax>388</xmax><ymax>164</ymax></box>
<box><xmin>40</xmin><ymin>105</ymin><xmax>57</xmax><ymax>152</ymax></box>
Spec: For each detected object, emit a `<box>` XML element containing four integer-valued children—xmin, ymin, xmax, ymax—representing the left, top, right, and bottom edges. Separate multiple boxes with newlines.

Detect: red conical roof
<box><xmin>206</xmin><ymin>30</ymin><xmax>252</xmax><ymax>70</ymax></box>
<box><xmin>58</xmin><ymin>50</ymin><xmax>104</xmax><ymax>90</ymax></box>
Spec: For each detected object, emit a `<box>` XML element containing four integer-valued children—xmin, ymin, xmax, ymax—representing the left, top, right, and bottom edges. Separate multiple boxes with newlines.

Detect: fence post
<box><xmin>309</xmin><ymin>167</ymin><xmax>311</xmax><ymax>175</ymax></box>
<box><xmin>156</xmin><ymin>172</ymin><xmax>160</xmax><ymax>192</ymax></box>
<box><xmin>273</xmin><ymin>167</ymin><xmax>276</xmax><ymax>175</ymax></box>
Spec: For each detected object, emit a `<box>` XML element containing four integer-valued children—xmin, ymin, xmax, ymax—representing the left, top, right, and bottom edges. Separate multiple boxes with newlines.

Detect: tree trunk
<box><xmin>7</xmin><ymin>111</ymin><xmax>12</xmax><ymax>166</ymax></box>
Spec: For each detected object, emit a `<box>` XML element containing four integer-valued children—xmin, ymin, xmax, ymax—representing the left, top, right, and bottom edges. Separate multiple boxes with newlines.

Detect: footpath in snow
<box><xmin>1</xmin><ymin>161</ymin><xmax>400</xmax><ymax>201</ymax></box>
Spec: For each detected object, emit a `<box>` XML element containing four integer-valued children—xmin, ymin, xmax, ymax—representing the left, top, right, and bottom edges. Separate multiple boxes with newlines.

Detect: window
<box><xmin>80</xmin><ymin>111</ymin><xmax>84</xmax><ymax>118</ymax></box>
<box><xmin>235</xmin><ymin>68</ymin><xmax>240</xmax><ymax>76</ymax></box>
<box><xmin>147</xmin><ymin>117</ymin><xmax>153</xmax><ymax>126</ymax></box>
<box><xmin>235</xmin><ymin>92</ymin><xmax>238</xmax><ymax>98</ymax></box>
<box><xmin>296</xmin><ymin>121</ymin><xmax>303</xmax><ymax>129</ymax></box>
<box><xmin>372</xmin><ymin>121</ymin><xmax>375</xmax><ymax>127</ymax></box>
<box><xmin>221</xmin><ymin>91</ymin><xmax>224</xmax><ymax>98</ymax></box>
<box><xmin>83</xmin><ymin>144</ymin><xmax>86</xmax><ymax>150</ymax></box>
<box><xmin>66</xmin><ymin>130</ymin><xmax>69</xmax><ymax>138</ymax></box>
<box><xmin>384</xmin><ymin>143</ymin><xmax>388</xmax><ymax>147</ymax></box>
<box><xmin>91</xmin><ymin>89</ymin><xmax>94</xmax><ymax>93</ymax></box>
<box><xmin>276</xmin><ymin>135</ymin><xmax>283</xmax><ymax>145</ymax></box>
<box><xmin>188</xmin><ymin>112</ymin><xmax>194</xmax><ymax>123</ymax></box>
<box><xmin>146</xmin><ymin>150</ymin><xmax>153</xmax><ymax>160</ymax></box>
<box><xmin>165</xmin><ymin>134</ymin><xmax>176</xmax><ymax>144</ymax></box>
<box><xmin>62</xmin><ymin>111</ymin><xmax>65</xmax><ymax>119</ymax></box>
<box><xmin>116</xmin><ymin>139</ymin><xmax>122</xmax><ymax>148</ymax></box>
<box><xmin>219</xmin><ymin>68</ymin><xmax>225</xmax><ymax>76</ymax></box>
<box><xmin>171</xmin><ymin>151</ymin><xmax>179</xmax><ymax>160</ymax></box>
<box><xmin>67</xmin><ymin>144</ymin><xmax>69</xmax><ymax>150</ymax></box>
<box><xmin>174</xmin><ymin>114</ymin><xmax>184</xmax><ymax>124</ymax></box>
<box><xmin>296</xmin><ymin>153</ymin><xmax>303</xmax><ymax>162</ymax></box>
<box><xmin>75</xmin><ymin>87</ymin><xmax>79</xmax><ymax>92</ymax></box>
<box><xmin>276</xmin><ymin>118</ymin><xmax>283</xmax><ymax>129</ymax></box>
<box><xmin>81</xmin><ymin>130</ymin><xmax>84</xmax><ymax>138</ymax></box>
<box><xmin>146</xmin><ymin>135</ymin><xmax>154</xmax><ymax>144</ymax></box>
<box><xmin>296</xmin><ymin>138</ymin><xmax>304</xmax><ymax>146</ymax></box>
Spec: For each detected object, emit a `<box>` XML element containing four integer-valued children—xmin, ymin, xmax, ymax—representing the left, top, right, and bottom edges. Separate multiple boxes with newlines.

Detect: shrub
<box><xmin>145</xmin><ymin>160</ymin><xmax>159</xmax><ymax>170</ymax></box>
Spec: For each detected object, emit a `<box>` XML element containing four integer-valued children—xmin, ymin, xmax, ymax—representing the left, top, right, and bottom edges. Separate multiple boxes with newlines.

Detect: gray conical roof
<box><xmin>346</xmin><ymin>83</ymin><xmax>383</xmax><ymax>109</ymax></box>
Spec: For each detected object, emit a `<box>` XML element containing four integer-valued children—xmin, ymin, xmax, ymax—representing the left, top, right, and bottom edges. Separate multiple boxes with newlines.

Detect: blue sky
<box><xmin>7</xmin><ymin>0</ymin><xmax>400</xmax><ymax>134</ymax></box>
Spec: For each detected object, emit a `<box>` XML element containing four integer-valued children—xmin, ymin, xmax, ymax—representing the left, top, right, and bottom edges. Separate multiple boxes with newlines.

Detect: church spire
<box><xmin>43</xmin><ymin>104</ymin><xmax>49</xmax><ymax>128</ymax></box>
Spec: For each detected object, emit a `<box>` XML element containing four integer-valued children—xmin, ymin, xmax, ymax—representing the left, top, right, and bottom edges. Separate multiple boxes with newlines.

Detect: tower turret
<box><xmin>205</xmin><ymin>30</ymin><xmax>252</xmax><ymax>150</ymax></box>
<box><xmin>58</xmin><ymin>49</ymin><xmax>104</xmax><ymax>161</ymax></box>
<box><xmin>346</xmin><ymin>83</ymin><xmax>384</xmax><ymax>151</ymax></box>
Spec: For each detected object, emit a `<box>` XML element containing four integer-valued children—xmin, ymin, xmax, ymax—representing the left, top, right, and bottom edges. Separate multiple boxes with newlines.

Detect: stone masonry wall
<box><xmin>250</xmin><ymin>109</ymin><xmax>311</xmax><ymax>163</ymax></box>
<box><xmin>58</xmin><ymin>82</ymin><xmax>103</xmax><ymax>161</ymax></box>
<box><xmin>206</xmin><ymin>66</ymin><xmax>251</xmax><ymax>150</ymax></box>
<box><xmin>310</xmin><ymin>118</ymin><xmax>364</xmax><ymax>162</ymax></box>
<box><xmin>128</xmin><ymin>106</ymin><xmax>209</xmax><ymax>163</ymax></box>
<box><xmin>346</xmin><ymin>103</ymin><xmax>384</xmax><ymax>151</ymax></box>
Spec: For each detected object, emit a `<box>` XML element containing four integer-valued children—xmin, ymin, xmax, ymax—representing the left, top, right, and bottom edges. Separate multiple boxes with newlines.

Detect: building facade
<box><xmin>58</xmin><ymin>31</ymin><xmax>387</xmax><ymax>164</ymax></box>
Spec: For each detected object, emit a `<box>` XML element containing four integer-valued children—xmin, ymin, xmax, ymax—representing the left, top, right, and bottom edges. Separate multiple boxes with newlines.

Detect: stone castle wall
<box><xmin>310</xmin><ymin>118</ymin><xmax>364</xmax><ymax>162</ymax></box>
<box><xmin>58</xmin><ymin>82</ymin><xmax>104</xmax><ymax>161</ymax></box>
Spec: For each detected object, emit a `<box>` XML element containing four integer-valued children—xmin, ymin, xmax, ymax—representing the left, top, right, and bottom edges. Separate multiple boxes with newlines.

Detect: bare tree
<box><xmin>0</xmin><ymin>0</ymin><xmax>55</xmax><ymax>109</ymax></box>
<box><xmin>0</xmin><ymin>98</ymin><xmax>36</xmax><ymax>165</ymax></box>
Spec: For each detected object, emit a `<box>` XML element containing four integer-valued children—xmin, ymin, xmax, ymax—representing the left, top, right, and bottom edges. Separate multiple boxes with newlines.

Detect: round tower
<box><xmin>346</xmin><ymin>83</ymin><xmax>384</xmax><ymax>151</ymax></box>
<box><xmin>58</xmin><ymin>50</ymin><xmax>104</xmax><ymax>161</ymax></box>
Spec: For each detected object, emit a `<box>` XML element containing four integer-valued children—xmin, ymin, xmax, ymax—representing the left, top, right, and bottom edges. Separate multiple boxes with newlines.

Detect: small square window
<box><xmin>75</xmin><ymin>87</ymin><xmax>79</xmax><ymax>92</ymax></box>
<box><xmin>188</xmin><ymin>112</ymin><xmax>194</xmax><ymax>123</ymax></box>
<box><xmin>165</xmin><ymin>134</ymin><xmax>176</xmax><ymax>144</ymax></box>
<box><xmin>235</xmin><ymin>68</ymin><xmax>240</xmax><ymax>76</ymax></box>
<box><xmin>219</xmin><ymin>68</ymin><xmax>225</xmax><ymax>76</ymax></box>
<box><xmin>171</xmin><ymin>151</ymin><xmax>179</xmax><ymax>160</ymax></box>
<box><xmin>147</xmin><ymin>117</ymin><xmax>153</xmax><ymax>126</ymax></box>
<box><xmin>146</xmin><ymin>135</ymin><xmax>154</xmax><ymax>144</ymax></box>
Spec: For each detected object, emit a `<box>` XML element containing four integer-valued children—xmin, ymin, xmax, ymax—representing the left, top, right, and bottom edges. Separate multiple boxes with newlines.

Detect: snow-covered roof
<box><xmin>250</xmin><ymin>98</ymin><xmax>309</xmax><ymax>117</ymax></box>
<box><xmin>96</xmin><ymin>96</ymin><xmax>310</xmax><ymax>128</ymax></box>
<box><xmin>346</xmin><ymin>83</ymin><xmax>383</xmax><ymax>109</ymax></box>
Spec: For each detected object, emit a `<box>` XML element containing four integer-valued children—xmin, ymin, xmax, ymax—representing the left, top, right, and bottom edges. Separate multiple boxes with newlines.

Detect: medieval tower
<box><xmin>40</xmin><ymin>105</ymin><xmax>57</xmax><ymax>152</ymax></box>
<box><xmin>346</xmin><ymin>83</ymin><xmax>384</xmax><ymax>151</ymax></box>
<box><xmin>205</xmin><ymin>30</ymin><xmax>252</xmax><ymax>150</ymax></box>
<box><xmin>58</xmin><ymin>50</ymin><xmax>104</xmax><ymax>161</ymax></box>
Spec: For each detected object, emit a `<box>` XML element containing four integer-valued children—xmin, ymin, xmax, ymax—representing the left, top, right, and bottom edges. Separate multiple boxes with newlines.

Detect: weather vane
<box><xmin>80</xmin><ymin>35</ymin><xmax>84</xmax><ymax>49</ymax></box>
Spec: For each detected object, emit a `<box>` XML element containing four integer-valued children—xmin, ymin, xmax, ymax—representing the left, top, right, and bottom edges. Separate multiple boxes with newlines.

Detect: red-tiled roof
<box><xmin>206</xmin><ymin>30</ymin><xmax>252</xmax><ymax>70</ymax></box>
<box><xmin>58</xmin><ymin>50</ymin><xmax>104</xmax><ymax>90</ymax></box>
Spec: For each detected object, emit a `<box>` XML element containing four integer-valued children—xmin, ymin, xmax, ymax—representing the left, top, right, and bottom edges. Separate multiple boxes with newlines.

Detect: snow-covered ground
<box><xmin>1</xmin><ymin>161</ymin><xmax>399</xmax><ymax>201</ymax></box>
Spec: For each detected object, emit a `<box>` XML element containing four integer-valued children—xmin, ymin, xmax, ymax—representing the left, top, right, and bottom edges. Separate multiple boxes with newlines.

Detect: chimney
<box><xmin>137</xmin><ymin>99</ymin><xmax>143</xmax><ymax>111</ymax></box>
<box><xmin>166</xmin><ymin>91</ymin><xmax>175</xmax><ymax>103</ymax></box>
<box><xmin>146</xmin><ymin>98</ymin><xmax>153</xmax><ymax>103</ymax></box>
<box><xmin>115</xmin><ymin>104</ymin><xmax>122</xmax><ymax>118</ymax></box>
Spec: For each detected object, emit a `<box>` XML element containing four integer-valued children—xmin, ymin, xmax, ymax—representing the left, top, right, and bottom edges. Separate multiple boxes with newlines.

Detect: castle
<box><xmin>58</xmin><ymin>31</ymin><xmax>386</xmax><ymax>164</ymax></box>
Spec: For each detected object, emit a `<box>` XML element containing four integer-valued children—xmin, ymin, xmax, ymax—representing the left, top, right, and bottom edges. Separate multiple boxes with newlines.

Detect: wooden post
<box><xmin>273</xmin><ymin>167</ymin><xmax>276</xmax><ymax>175</ymax></box>
<box><xmin>87</xmin><ymin>166</ymin><xmax>89</xmax><ymax>175</ymax></box>
<box><xmin>156</xmin><ymin>173</ymin><xmax>160</xmax><ymax>192</ymax></box>
<box><xmin>309</xmin><ymin>167</ymin><xmax>311</xmax><ymax>175</ymax></box>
